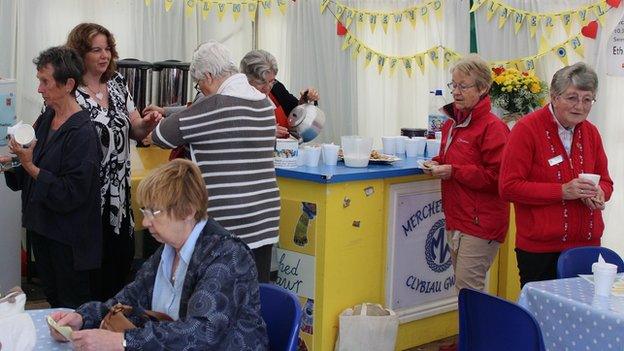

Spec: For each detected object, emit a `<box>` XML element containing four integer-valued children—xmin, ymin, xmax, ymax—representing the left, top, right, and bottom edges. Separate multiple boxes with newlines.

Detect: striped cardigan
<box><xmin>153</xmin><ymin>94</ymin><xmax>280</xmax><ymax>249</ymax></box>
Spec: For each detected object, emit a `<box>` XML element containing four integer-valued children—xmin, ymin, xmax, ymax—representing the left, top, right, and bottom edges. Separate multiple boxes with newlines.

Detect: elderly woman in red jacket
<box><xmin>499</xmin><ymin>62</ymin><xmax>613</xmax><ymax>287</ymax></box>
<box><xmin>424</xmin><ymin>54</ymin><xmax>510</xmax><ymax>292</ymax></box>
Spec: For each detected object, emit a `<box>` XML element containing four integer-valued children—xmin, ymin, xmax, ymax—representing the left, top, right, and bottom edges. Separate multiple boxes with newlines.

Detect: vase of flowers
<box><xmin>490</xmin><ymin>67</ymin><xmax>548</xmax><ymax>127</ymax></box>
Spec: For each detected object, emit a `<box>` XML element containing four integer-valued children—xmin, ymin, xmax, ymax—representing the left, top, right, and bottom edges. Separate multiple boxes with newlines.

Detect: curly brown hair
<box><xmin>66</xmin><ymin>23</ymin><xmax>119</xmax><ymax>83</ymax></box>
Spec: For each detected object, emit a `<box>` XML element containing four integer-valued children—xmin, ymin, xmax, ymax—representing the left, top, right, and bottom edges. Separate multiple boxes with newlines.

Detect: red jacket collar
<box><xmin>442</xmin><ymin>95</ymin><xmax>492</xmax><ymax>126</ymax></box>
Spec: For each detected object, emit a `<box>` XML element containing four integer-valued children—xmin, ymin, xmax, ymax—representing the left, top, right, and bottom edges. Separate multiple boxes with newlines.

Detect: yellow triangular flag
<box><xmin>577</xmin><ymin>8</ymin><xmax>589</xmax><ymax>26</ymax></box>
<box><xmin>538</xmin><ymin>35</ymin><xmax>551</xmax><ymax>55</ymax></box>
<box><xmin>320</xmin><ymin>0</ymin><xmax>330</xmax><ymax>14</ymax></box>
<box><xmin>443</xmin><ymin>49</ymin><xmax>454</xmax><ymax>68</ymax></box>
<box><xmin>185</xmin><ymin>0</ymin><xmax>196</xmax><ymax>17</ymax></box>
<box><xmin>528</xmin><ymin>15</ymin><xmax>539</xmax><ymax>38</ymax></box>
<box><xmin>394</xmin><ymin>13</ymin><xmax>403</xmax><ymax>31</ymax></box>
<box><xmin>406</xmin><ymin>9</ymin><xmax>417</xmax><ymax>28</ymax></box>
<box><xmin>248</xmin><ymin>1</ymin><xmax>258</xmax><ymax>21</ymax></box>
<box><xmin>510</xmin><ymin>60</ymin><xmax>524</xmax><ymax>71</ymax></box>
<box><xmin>165</xmin><ymin>0</ymin><xmax>174</xmax><ymax>12</ymax></box>
<box><xmin>524</xmin><ymin>58</ymin><xmax>536</xmax><ymax>73</ymax></box>
<box><xmin>276</xmin><ymin>0</ymin><xmax>287</xmax><ymax>15</ymax></box>
<box><xmin>389</xmin><ymin>58</ymin><xmax>399</xmax><ymax>76</ymax></box>
<box><xmin>352</xmin><ymin>43</ymin><xmax>362</xmax><ymax>60</ymax></box>
<box><xmin>513</xmin><ymin>11</ymin><xmax>525</xmax><ymax>34</ymax></box>
<box><xmin>369</xmin><ymin>14</ymin><xmax>378</xmax><ymax>33</ymax></box>
<box><xmin>201</xmin><ymin>0</ymin><xmax>212</xmax><ymax>20</ymax></box>
<box><xmin>433</xmin><ymin>0</ymin><xmax>443</xmax><ymax>21</ymax></box>
<box><xmin>216</xmin><ymin>2</ymin><xmax>226</xmax><ymax>21</ymax></box>
<box><xmin>498</xmin><ymin>7</ymin><xmax>510</xmax><ymax>29</ymax></box>
<box><xmin>420</xmin><ymin>5</ymin><xmax>430</xmax><ymax>26</ymax></box>
<box><xmin>377</xmin><ymin>55</ymin><xmax>386</xmax><ymax>74</ymax></box>
<box><xmin>486</xmin><ymin>2</ymin><xmax>500</xmax><ymax>22</ymax></box>
<box><xmin>569</xmin><ymin>36</ymin><xmax>585</xmax><ymax>58</ymax></box>
<box><xmin>543</xmin><ymin>16</ymin><xmax>554</xmax><ymax>38</ymax></box>
<box><xmin>364</xmin><ymin>50</ymin><xmax>374</xmax><ymax>69</ymax></box>
<box><xmin>428</xmin><ymin>48</ymin><xmax>440</xmax><ymax>67</ymax></box>
<box><xmin>345</xmin><ymin>10</ymin><xmax>354</xmax><ymax>28</ymax></box>
<box><xmin>341</xmin><ymin>33</ymin><xmax>354</xmax><ymax>51</ymax></box>
<box><xmin>357</xmin><ymin>12</ymin><xmax>366</xmax><ymax>29</ymax></box>
<box><xmin>554</xmin><ymin>45</ymin><xmax>569</xmax><ymax>66</ymax></box>
<box><xmin>145</xmin><ymin>0</ymin><xmax>152</xmax><ymax>6</ymax></box>
<box><xmin>470</xmin><ymin>0</ymin><xmax>486</xmax><ymax>13</ymax></box>
<box><xmin>381</xmin><ymin>14</ymin><xmax>390</xmax><ymax>34</ymax></box>
<box><xmin>403</xmin><ymin>58</ymin><xmax>414</xmax><ymax>78</ymax></box>
<box><xmin>415</xmin><ymin>54</ymin><xmax>426</xmax><ymax>74</ymax></box>
<box><xmin>593</xmin><ymin>3</ymin><xmax>608</xmax><ymax>26</ymax></box>
<box><xmin>232</xmin><ymin>3</ymin><xmax>242</xmax><ymax>21</ymax></box>
<box><xmin>262</xmin><ymin>0</ymin><xmax>272</xmax><ymax>16</ymax></box>
<box><xmin>336</xmin><ymin>4</ymin><xmax>345</xmax><ymax>21</ymax></box>
<box><xmin>560</xmin><ymin>13</ymin><xmax>572</xmax><ymax>36</ymax></box>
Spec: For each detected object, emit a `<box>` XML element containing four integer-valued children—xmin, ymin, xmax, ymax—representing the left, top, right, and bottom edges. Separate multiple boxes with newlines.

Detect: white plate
<box><xmin>416</xmin><ymin>159</ymin><xmax>432</xmax><ymax>170</ymax></box>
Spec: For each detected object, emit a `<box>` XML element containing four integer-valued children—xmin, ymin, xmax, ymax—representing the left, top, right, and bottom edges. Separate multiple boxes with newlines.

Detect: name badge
<box><xmin>548</xmin><ymin>155</ymin><xmax>564</xmax><ymax>166</ymax></box>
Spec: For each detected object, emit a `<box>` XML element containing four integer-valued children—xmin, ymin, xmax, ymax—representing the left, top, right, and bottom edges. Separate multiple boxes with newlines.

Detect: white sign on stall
<box><xmin>385</xmin><ymin>180</ymin><xmax>456</xmax><ymax>323</ymax></box>
<box><xmin>607</xmin><ymin>14</ymin><xmax>624</xmax><ymax>76</ymax></box>
<box><xmin>276</xmin><ymin>248</ymin><xmax>315</xmax><ymax>299</ymax></box>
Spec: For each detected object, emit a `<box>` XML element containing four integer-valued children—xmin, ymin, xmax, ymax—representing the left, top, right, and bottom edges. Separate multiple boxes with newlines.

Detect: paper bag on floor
<box><xmin>334</xmin><ymin>303</ymin><xmax>398</xmax><ymax>351</ymax></box>
<box><xmin>0</xmin><ymin>287</ymin><xmax>36</xmax><ymax>351</ymax></box>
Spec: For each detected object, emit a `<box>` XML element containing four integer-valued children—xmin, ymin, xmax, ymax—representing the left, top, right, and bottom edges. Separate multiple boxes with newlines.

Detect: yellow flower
<box><xmin>530</xmin><ymin>83</ymin><xmax>541</xmax><ymax>93</ymax></box>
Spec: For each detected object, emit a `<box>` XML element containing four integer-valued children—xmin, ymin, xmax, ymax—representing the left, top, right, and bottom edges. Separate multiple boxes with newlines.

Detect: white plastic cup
<box><xmin>296</xmin><ymin>147</ymin><xmax>306</xmax><ymax>166</ymax></box>
<box><xmin>341</xmin><ymin>135</ymin><xmax>373</xmax><ymax>168</ymax></box>
<box><xmin>579</xmin><ymin>173</ymin><xmax>601</xmax><ymax>186</ymax></box>
<box><xmin>426</xmin><ymin>139</ymin><xmax>441</xmax><ymax>158</ymax></box>
<box><xmin>304</xmin><ymin>146</ymin><xmax>321</xmax><ymax>167</ymax></box>
<box><xmin>593</xmin><ymin>262</ymin><xmax>618</xmax><ymax>297</ymax></box>
<box><xmin>12</xmin><ymin>124</ymin><xmax>35</xmax><ymax>147</ymax></box>
<box><xmin>435</xmin><ymin>131</ymin><xmax>442</xmax><ymax>140</ymax></box>
<box><xmin>405</xmin><ymin>138</ymin><xmax>419</xmax><ymax>157</ymax></box>
<box><xmin>413</xmin><ymin>137</ymin><xmax>427</xmax><ymax>157</ymax></box>
<box><xmin>321</xmin><ymin>143</ymin><xmax>339</xmax><ymax>166</ymax></box>
<box><xmin>381</xmin><ymin>136</ymin><xmax>396</xmax><ymax>155</ymax></box>
<box><xmin>395</xmin><ymin>136</ymin><xmax>408</xmax><ymax>155</ymax></box>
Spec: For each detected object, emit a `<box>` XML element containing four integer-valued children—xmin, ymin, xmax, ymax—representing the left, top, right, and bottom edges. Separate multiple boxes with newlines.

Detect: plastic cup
<box><xmin>593</xmin><ymin>262</ymin><xmax>618</xmax><ymax>296</ymax></box>
<box><xmin>405</xmin><ymin>138</ymin><xmax>419</xmax><ymax>157</ymax></box>
<box><xmin>435</xmin><ymin>131</ymin><xmax>442</xmax><ymax>140</ymax></box>
<box><xmin>341</xmin><ymin>135</ymin><xmax>373</xmax><ymax>168</ymax></box>
<box><xmin>381</xmin><ymin>136</ymin><xmax>396</xmax><ymax>155</ymax></box>
<box><xmin>296</xmin><ymin>147</ymin><xmax>306</xmax><ymax>166</ymax></box>
<box><xmin>579</xmin><ymin>173</ymin><xmax>601</xmax><ymax>186</ymax></box>
<box><xmin>321</xmin><ymin>143</ymin><xmax>339</xmax><ymax>166</ymax></box>
<box><xmin>413</xmin><ymin>137</ymin><xmax>427</xmax><ymax>157</ymax></box>
<box><xmin>395</xmin><ymin>136</ymin><xmax>408</xmax><ymax>155</ymax></box>
<box><xmin>304</xmin><ymin>146</ymin><xmax>321</xmax><ymax>167</ymax></box>
<box><xmin>426</xmin><ymin>139</ymin><xmax>441</xmax><ymax>158</ymax></box>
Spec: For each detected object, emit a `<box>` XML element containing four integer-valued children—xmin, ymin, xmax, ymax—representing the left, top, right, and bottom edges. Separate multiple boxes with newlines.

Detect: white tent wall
<box><xmin>476</xmin><ymin>1</ymin><xmax>624</xmax><ymax>256</ymax></box>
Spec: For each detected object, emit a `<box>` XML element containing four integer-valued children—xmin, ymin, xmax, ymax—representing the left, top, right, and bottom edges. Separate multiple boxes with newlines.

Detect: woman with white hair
<box><xmin>151</xmin><ymin>40</ymin><xmax>281</xmax><ymax>283</ymax></box>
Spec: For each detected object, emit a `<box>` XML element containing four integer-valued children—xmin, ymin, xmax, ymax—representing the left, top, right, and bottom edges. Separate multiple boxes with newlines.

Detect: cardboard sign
<box><xmin>276</xmin><ymin>248</ymin><xmax>315</xmax><ymax>299</ymax></box>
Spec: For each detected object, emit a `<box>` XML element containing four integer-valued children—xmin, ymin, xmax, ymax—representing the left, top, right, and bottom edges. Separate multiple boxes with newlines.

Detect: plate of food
<box><xmin>338</xmin><ymin>150</ymin><xmax>400</xmax><ymax>164</ymax></box>
<box><xmin>416</xmin><ymin>159</ymin><xmax>434</xmax><ymax>170</ymax></box>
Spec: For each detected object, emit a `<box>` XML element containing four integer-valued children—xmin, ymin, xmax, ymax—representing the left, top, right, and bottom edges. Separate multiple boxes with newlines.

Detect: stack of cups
<box><xmin>426</xmin><ymin>139</ymin><xmax>441</xmax><ymax>158</ymax></box>
<box><xmin>381</xmin><ymin>136</ymin><xmax>396</xmax><ymax>155</ymax></box>
<box><xmin>304</xmin><ymin>146</ymin><xmax>322</xmax><ymax>167</ymax></box>
<box><xmin>592</xmin><ymin>261</ymin><xmax>618</xmax><ymax>296</ymax></box>
<box><xmin>395</xmin><ymin>136</ymin><xmax>408</xmax><ymax>155</ymax></box>
<box><xmin>406</xmin><ymin>137</ymin><xmax>427</xmax><ymax>158</ymax></box>
<box><xmin>321</xmin><ymin>143</ymin><xmax>339</xmax><ymax>166</ymax></box>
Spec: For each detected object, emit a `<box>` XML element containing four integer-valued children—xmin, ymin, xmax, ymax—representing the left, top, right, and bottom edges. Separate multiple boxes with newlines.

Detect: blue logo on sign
<box><xmin>425</xmin><ymin>219</ymin><xmax>451</xmax><ymax>273</ymax></box>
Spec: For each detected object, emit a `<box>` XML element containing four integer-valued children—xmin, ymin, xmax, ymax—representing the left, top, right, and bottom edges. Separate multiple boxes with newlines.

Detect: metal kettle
<box><xmin>288</xmin><ymin>99</ymin><xmax>326</xmax><ymax>142</ymax></box>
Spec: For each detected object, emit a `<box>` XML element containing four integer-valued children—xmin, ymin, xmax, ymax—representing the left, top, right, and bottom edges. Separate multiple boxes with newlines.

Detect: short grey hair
<box><xmin>240</xmin><ymin>49</ymin><xmax>279</xmax><ymax>83</ymax></box>
<box><xmin>450</xmin><ymin>54</ymin><xmax>492</xmax><ymax>93</ymax></box>
<box><xmin>189</xmin><ymin>40</ymin><xmax>238</xmax><ymax>81</ymax></box>
<box><xmin>550</xmin><ymin>62</ymin><xmax>598</xmax><ymax>97</ymax></box>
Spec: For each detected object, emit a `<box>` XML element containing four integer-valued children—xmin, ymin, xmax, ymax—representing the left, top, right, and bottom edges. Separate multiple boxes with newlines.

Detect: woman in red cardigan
<box><xmin>499</xmin><ymin>62</ymin><xmax>614</xmax><ymax>287</ymax></box>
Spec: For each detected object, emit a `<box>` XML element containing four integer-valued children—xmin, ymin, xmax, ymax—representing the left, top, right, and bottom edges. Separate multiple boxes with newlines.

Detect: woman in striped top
<box><xmin>152</xmin><ymin>40</ymin><xmax>280</xmax><ymax>282</ymax></box>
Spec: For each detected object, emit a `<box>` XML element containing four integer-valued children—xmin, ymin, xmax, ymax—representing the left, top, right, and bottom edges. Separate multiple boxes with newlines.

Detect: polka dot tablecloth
<box><xmin>26</xmin><ymin>308</ymin><xmax>73</xmax><ymax>351</ymax></box>
<box><xmin>518</xmin><ymin>277</ymin><xmax>624</xmax><ymax>351</ymax></box>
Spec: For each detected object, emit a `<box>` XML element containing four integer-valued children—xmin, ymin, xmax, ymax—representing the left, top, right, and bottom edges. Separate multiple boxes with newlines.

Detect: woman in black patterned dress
<box><xmin>66</xmin><ymin>23</ymin><xmax>162</xmax><ymax>301</ymax></box>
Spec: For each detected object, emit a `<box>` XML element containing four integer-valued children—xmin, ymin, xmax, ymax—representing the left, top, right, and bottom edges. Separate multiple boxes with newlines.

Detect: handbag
<box><xmin>100</xmin><ymin>303</ymin><xmax>173</xmax><ymax>333</ymax></box>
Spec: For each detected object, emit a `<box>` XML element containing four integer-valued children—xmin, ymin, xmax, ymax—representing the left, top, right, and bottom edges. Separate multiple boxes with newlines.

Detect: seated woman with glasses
<box><xmin>500</xmin><ymin>62</ymin><xmax>614</xmax><ymax>287</ymax></box>
<box><xmin>240</xmin><ymin>49</ymin><xmax>319</xmax><ymax>139</ymax></box>
<box><xmin>423</xmin><ymin>54</ymin><xmax>510</xmax><ymax>293</ymax></box>
<box><xmin>48</xmin><ymin>159</ymin><xmax>269</xmax><ymax>350</ymax></box>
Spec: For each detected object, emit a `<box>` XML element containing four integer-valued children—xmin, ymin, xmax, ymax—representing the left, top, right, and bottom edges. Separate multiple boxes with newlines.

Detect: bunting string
<box><xmin>145</xmin><ymin>0</ymin><xmax>289</xmax><ymax>21</ymax></box>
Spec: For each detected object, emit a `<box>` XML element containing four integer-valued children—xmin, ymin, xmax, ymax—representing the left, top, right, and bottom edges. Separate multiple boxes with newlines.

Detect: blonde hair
<box><xmin>136</xmin><ymin>159</ymin><xmax>208</xmax><ymax>221</ymax></box>
<box><xmin>450</xmin><ymin>54</ymin><xmax>493</xmax><ymax>93</ymax></box>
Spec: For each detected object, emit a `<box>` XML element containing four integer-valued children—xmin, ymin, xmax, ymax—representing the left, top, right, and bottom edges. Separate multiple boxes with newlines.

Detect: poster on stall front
<box><xmin>607</xmin><ymin>14</ymin><xmax>624</xmax><ymax>76</ymax></box>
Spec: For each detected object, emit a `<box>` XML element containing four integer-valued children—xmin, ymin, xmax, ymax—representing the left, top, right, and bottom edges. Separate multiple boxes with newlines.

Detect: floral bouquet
<box><xmin>490</xmin><ymin>67</ymin><xmax>548</xmax><ymax>122</ymax></box>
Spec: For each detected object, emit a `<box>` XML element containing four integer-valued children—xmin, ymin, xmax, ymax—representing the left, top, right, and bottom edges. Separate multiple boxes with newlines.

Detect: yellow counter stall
<box><xmin>274</xmin><ymin>158</ymin><xmax>514</xmax><ymax>351</ymax></box>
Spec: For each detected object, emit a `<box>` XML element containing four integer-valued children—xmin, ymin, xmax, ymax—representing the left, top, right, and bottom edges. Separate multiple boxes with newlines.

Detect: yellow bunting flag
<box><xmin>357</xmin><ymin>12</ymin><xmax>365</xmax><ymax>29</ymax></box>
<box><xmin>524</xmin><ymin>58</ymin><xmax>536</xmax><ymax>73</ymax></box>
<box><xmin>406</xmin><ymin>9</ymin><xmax>417</xmax><ymax>28</ymax></box>
<box><xmin>428</xmin><ymin>48</ymin><xmax>440</xmax><ymax>67</ymax></box>
<box><xmin>217</xmin><ymin>3</ymin><xmax>227</xmax><ymax>21</ymax></box>
<box><xmin>442</xmin><ymin>49</ymin><xmax>453</xmax><ymax>68</ymax></box>
<box><xmin>403</xmin><ymin>58</ymin><xmax>414</xmax><ymax>78</ymax></box>
<box><xmin>352</xmin><ymin>43</ymin><xmax>362</xmax><ymax>60</ymax></box>
<box><xmin>377</xmin><ymin>55</ymin><xmax>386</xmax><ymax>74</ymax></box>
<box><xmin>320</xmin><ymin>0</ymin><xmax>330</xmax><ymax>14</ymax></box>
<box><xmin>248</xmin><ymin>1</ymin><xmax>258</xmax><ymax>21</ymax></box>
<box><xmin>415</xmin><ymin>54</ymin><xmax>426</xmax><ymax>74</ymax></box>
<box><xmin>262</xmin><ymin>0</ymin><xmax>272</xmax><ymax>16</ymax></box>
<box><xmin>364</xmin><ymin>50</ymin><xmax>374</xmax><ymax>68</ymax></box>
<box><xmin>394</xmin><ymin>13</ymin><xmax>403</xmax><ymax>31</ymax></box>
<box><xmin>577</xmin><ymin>8</ymin><xmax>589</xmax><ymax>25</ymax></box>
<box><xmin>165</xmin><ymin>0</ymin><xmax>174</xmax><ymax>12</ymax></box>
<box><xmin>336</xmin><ymin>4</ymin><xmax>345</xmax><ymax>21</ymax></box>
<box><xmin>513</xmin><ymin>11</ymin><xmax>524</xmax><ymax>34</ymax></box>
<box><xmin>277</xmin><ymin>0</ymin><xmax>287</xmax><ymax>15</ymax></box>
<box><xmin>201</xmin><ymin>0</ymin><xmax>212</xmax><ymax>19</ymax></box>
<box><xmin>498</xmin><ymin>7</ymin><xmax>510</xmax><ymax>29</ymax></box>
<box><xmin>345</xmin><ymin>10</ymin><xmax>354</xmax><ymax>28</ymax></box>
<box><xmin>543</xmin><ymin>16</ymin><xmax>555</xmax><ymax>38</ymax></box>
<box><xmin>569</xmin><ymin>36</ymin><xmax>585</xmax><ymax>57</ymax></box>
<box><xmin>145</xmin><ymin>0</ymin><xmax>152</xmax><ymax>6</ymax></box>
<box><xmin>486</xmin><ymin>2</ymin><xmax>500</xmax><ymax>22</ymax></box>
<box><xmin>554</xmin><ymin>46</ymin><xmax>569</xmax><ymax>66</ymax></box>
<box><xmin>509</xmin><ymin>60</ymin><xmax>524</xmax><ymax>71</ymax></box>
<box><xmin>538</xmin><ymin>35</ymin><xmax>551</xmax><ymax>55</ymax></box>
<box><xmin>341</xmin><ymin>34</ymin><xmax>354</xmax><ymax>51</ymax></box>
<box><xmin>470</xmin><ymin>0</ymin><xmax>487</xmax><ymax>13</ymax></box>
<box><xmin>433</xmin><ymin>0</ymin><xmax>443</xmax><ymax>21</ymax></box>
<box><xmin>232</xmin><ymin>3</ymin><xmax>242</xmax><ymax>21</ymax></box>
<box><xmin>369</xmin><ymin>14</ymin><xmax>378</xmax><ymax>33</ymax></box>
<box><xmin>381</xmin><ymin>14</ymin><xmax>390</xmax><ymax>34</ymax></box>
<box><xmin>389</xmin><ymin>58</ymin><xmax>399</xmax><ymax>76</ymax></box>
<box><xmin>528</xmin><ymin>15</ymin><xmax>539</xmax><ymax>38</ymax></box>
<box><xmin>593</xmin><ymin>3</ymin><xmax>608</xmax><ymax>26</ymax></box>
<box><xmin>185</xmin><ymin>0</ymin><xmax>196</xmax><ymax>17</ymax></box>
<box><xmin>420</xmin><ymin>5</ymin><xmax>430</xmax><ymax>26</ymax></box>
<box><xmin>561</xmin><ymin>13</ymin><xmax>572</xmax><ymax>36</ymax></box>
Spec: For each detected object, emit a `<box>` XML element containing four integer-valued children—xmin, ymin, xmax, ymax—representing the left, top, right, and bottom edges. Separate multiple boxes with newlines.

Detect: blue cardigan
<box><xmin>76</xmin><ymin>218</ymin><xmax>269</xmax><ymax>350</ymax></box>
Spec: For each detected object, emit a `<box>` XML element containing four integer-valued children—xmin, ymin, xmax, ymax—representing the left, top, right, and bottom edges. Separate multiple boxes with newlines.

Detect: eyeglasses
<box><xmin>447</xmin><ymin>82</ymin><xmax>476</xmax><ymax>92</ymax></box>
<box><xmin>560</xmin><ymin>94</ymin><xmax>596</xmax><ymax>107</ymax></box>
<box><xmin>140</xmin><ymin>207</ymin><xmax>163</xmax><ymax>220</ymax></box>
<box><xmin>251</xmin><ymin>78</ymin><xmax>276</xmax><ymax>90</ymax></box>
<box><xmin>194</xmin><ymin>82</ymin><xmax>201</xmax><ymax>93</ymax></box>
